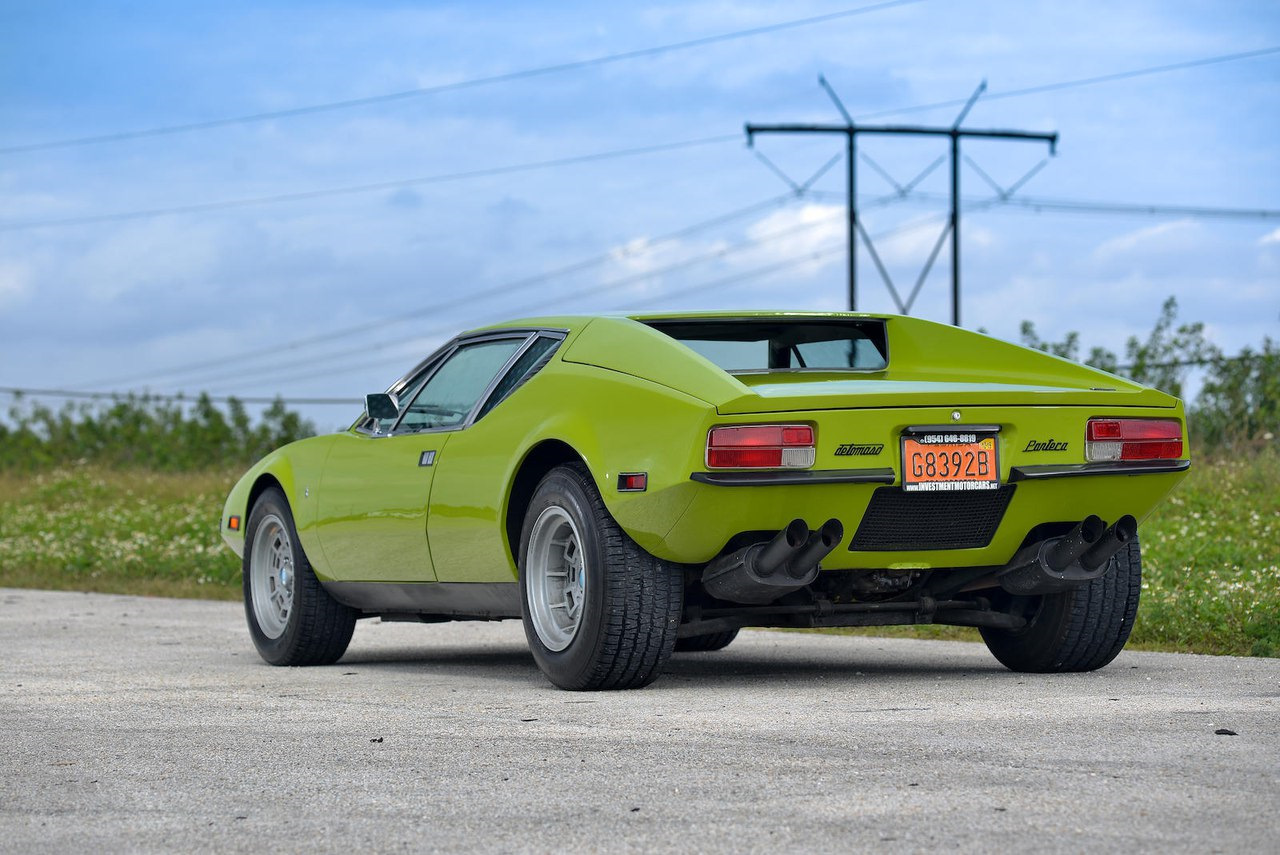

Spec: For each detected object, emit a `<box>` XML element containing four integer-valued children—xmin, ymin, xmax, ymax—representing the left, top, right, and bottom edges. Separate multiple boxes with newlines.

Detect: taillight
<box><xmin>706</xmin><ymin>424</ymin><xmax>815</xmax><ymax>469</ymax></box>
<box><xmin>1086</xmin><ymin>418</ymin><xmax>1183</xmax><ymax>461</ymax></box>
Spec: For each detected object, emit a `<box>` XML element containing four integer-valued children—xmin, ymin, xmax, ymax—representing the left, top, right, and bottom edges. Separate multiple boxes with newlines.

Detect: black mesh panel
<box><xmin>849</xmin><ymin>486</ymin><xmax>1016</xmax><ymax>551</ymax></box>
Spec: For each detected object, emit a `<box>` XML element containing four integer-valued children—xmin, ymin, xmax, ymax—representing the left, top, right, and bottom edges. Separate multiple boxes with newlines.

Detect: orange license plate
<box><xmin>901</xmin><ymin>433</ymin><xmax>999</xmax><ymax>492</ymax></box>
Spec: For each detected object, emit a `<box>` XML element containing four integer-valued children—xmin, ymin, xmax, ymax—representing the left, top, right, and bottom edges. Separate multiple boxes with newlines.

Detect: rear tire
<box><xmin>243</xmin><ymin>487</ymin><xmax>356</xmax><ymax>666</ymax></box>
<box><xmin>519</xmin><ymin>463</ymin><xmax>683</xmax><ymax>690</ymax></box>
<box><xmin>675</xmin><ymin>629</ymin><xmax>740</xmax><ymax>652</ymax></box>
<box><xmin>981</xmin><ymin>537</ymin><xmax>1142</xmax><ymax>672</ymax></box>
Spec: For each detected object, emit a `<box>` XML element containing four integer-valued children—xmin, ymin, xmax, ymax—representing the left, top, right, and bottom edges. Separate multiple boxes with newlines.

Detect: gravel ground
<box><xmin>1</xmin><ymin>587</ymin><xmax>1276</xmax><ymax>853</ymax></box>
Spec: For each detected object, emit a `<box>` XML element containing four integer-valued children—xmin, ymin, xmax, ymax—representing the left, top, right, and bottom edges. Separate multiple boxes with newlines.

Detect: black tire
<box><xmin>675</xmin><ymin>629</ymin><xmax>740</xmax><ymax>652</ymax></box>
<box><xmin>519</xmin><ymin>463</ymin><xmax>683</xmax><ymax>690</ymax></box>
<box><xmin>243</xmin><ymin>486</ymin><xmax>356</xmax><ymax>666</ymax></box>
<box><xmin>980</xmin><ymin>537</ymin><xmax>1142</xmax><ymax>672</ymax></box>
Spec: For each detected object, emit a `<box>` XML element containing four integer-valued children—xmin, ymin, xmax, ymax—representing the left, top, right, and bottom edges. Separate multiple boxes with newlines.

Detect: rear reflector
<box><xmin>1086</xmin><ymin>418</ymin><xmax>1183</xmax><ymax>462</ymax></box>
<box><xmin>706</xmin><ymin>424</ymin><xmax>815</xmax><ymax>469</ymax></box>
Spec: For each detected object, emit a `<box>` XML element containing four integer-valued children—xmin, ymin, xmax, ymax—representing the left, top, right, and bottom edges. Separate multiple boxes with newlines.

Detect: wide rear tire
<box><xmin>519</xmin><ymin>464</ymin><xmax>682</xmax><ymax>690</ymax></box>
<box><xmin>243</xmin><ymin>487</ymin><xmax>356</xmax><ymax>666</ymax></box>
<box><xmin>981</xmin><ymin>537</ymin><xmax>1142</xmax><ymax>672</ymax></box>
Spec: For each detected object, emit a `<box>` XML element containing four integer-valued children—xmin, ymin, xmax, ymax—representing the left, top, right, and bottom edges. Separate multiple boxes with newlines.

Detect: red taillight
<box><xmin>1086</xmin><ymin>418</ymin><xmax>1183</xmax><ymax>461</ymax></box>
<box><xmin>706</xmin><ymin>424</ymin><xmax>815</xmax><ymax>469</ymax></box>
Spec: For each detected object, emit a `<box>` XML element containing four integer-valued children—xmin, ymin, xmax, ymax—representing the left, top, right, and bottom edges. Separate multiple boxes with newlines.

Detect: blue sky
<box><xmin>1</xmin><ymin>0</ymin><xmax>1277</xmax><ymax>427</ymax></box>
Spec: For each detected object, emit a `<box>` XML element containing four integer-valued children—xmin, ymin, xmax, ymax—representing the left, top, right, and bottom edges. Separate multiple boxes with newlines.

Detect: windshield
<box><xmin>645</xmin><ymin>319</ymin><xmax>888</xmax><ymax>373</ymax></box>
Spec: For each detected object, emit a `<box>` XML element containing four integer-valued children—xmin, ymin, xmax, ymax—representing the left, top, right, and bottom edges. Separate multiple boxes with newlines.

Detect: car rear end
<box><xmin>606</xmin><ymin>312</ymin><xmax>1187</xmax><ymax>669</ymax></box>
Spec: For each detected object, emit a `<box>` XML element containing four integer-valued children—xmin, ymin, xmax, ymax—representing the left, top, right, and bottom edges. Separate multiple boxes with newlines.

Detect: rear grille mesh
<box><xmin>849</xmin><ymin>486</ymin><xmax>1016</xmax><ymax>552</ymax></box>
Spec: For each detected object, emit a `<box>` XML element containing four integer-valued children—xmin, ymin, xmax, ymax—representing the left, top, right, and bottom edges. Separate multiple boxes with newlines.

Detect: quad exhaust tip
<box><xmin>998</xmin><ymin>514</ymin><xmax>1138</xmax><ymax>596</ymax></box>
<box><xmin>702</xmin><ymin>517</ymin><xmax>845</xmax><ymax>604</ymax></box>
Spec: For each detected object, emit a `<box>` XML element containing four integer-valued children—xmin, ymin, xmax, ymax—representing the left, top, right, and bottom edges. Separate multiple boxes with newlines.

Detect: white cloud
<box><xmin>0</xmin><ymin>260</ymin><xmax>31</xmax><ymax>309</ymax></box>
<box><xmin>1260</xmin><ymin>226</ymin><xmax>1280</xmax><ymax>246</ymax></box>
<box><xmin>1092</xmin><ymin>219</ymin><xmax>1199</xmax><ymax>262</ymax></box>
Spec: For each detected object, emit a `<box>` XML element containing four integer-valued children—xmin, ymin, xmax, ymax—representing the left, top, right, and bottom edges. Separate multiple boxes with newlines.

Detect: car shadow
<box><xmin>330</xmin><ymin>642</ymin><xmax>1011</xmax><ymax>689</ymax></box>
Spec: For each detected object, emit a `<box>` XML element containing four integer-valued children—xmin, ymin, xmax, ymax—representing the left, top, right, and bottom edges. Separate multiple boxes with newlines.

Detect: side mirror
<box><xmin>365</xmin><ymin>392</ymin><xmax>400</xmax><ymax>421</ymax></box>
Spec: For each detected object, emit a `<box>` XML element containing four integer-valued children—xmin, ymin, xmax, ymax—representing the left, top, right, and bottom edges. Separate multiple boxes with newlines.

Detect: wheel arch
<box><xmin>247</xmin><ymin>472</ymin><xmax>287</xmax><ymax>518</ymax></box>
<box><xmin>505</xmin><ymin>439</ymin><xmax>587</xmax><ymax>567</ymax></box>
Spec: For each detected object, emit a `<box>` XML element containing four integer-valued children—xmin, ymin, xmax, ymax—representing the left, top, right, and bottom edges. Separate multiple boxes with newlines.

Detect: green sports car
<box><xmin>220</xmin><ymin>311</ymin><xmax>1189</xmax><ymax>690</ymax></box>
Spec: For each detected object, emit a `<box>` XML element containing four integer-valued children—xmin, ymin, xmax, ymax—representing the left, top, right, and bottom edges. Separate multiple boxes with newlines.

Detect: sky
<box><xmin>1</xmin><ymin>0</ymin><xmax>1278</xmax><ymax>429</ymax></box>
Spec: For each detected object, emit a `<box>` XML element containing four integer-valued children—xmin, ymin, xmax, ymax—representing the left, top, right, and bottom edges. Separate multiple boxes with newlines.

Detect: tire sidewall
<box><xmin>518</xmin><ymin>469</ymin><xmax>610</xmax><ymax>687</ymax></box>
<box><xmin>243</xmin><ymin>487</ymin><xmax>306</xmax><ymax>666</ymax></box>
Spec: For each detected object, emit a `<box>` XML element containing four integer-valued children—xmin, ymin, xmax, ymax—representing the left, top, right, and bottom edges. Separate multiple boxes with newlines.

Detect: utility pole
<box><xmin>746</xmin><ymin>80</ymin><xmax>1058</xmax><ymax>325</ymax></box>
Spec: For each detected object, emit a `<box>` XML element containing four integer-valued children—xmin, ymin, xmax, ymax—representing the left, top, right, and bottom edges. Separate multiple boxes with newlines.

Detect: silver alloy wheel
<box><xmin>249</xmin><ymin>513</ymin><xmax>295</xmax><ymax>639</ymax></box>
<box><xmin>525</xmin><ymin>505</ymin><xmax>587</xmax><ymax>652</ymax></box>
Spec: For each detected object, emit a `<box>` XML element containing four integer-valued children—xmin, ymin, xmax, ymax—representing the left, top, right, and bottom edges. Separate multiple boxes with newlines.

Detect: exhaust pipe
<box><xmin>754</xmin><ymin>519</ymin><xmax>810</xmax><ymax>576</ymax></box>
<box><xmin>703</xmin><ymin>519</ymin><xmax>825</xmax><ymax>605</ymax></box>
<box><xmin>997</xmin><ymin>514</ymin><xmax>1136</xmax><ymax>596</ymax></box>
<box><xmin>1081</xmin><ymin>514</ymin><xmax>1137</xmax><ymax>571</ymax></box>
<box><xmin>784</xmin><ymin>518</ymin><xmax>845</xmax><ymax>579</ymax></box>
<box><xmin>1045</xmin><ymin>515</ymin><xmax>1106</xmax><ymax>570</ymax></box>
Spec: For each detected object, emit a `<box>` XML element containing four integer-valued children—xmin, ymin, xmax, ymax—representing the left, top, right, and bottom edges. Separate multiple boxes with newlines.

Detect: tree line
<box><xmin>1020</xmin><ymin>297</ymin><xmax>1277</xmax><ymax>452</ymax></box>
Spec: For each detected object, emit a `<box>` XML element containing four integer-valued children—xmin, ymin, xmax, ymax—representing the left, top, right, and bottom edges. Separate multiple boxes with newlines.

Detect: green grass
<box><xmin>1</xmin><ymin>454</ymin><xmax>1276</xmax><ymax>656</ymax></box>
<box><xmin>0</xmin><ymin>467</ymin><xmax>242</xmax><ymax>601</ymax></box>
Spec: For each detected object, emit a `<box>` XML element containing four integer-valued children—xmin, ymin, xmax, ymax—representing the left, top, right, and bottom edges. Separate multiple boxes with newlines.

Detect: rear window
<box><xmin>645</xmin><ymin>319</ymin><xmax>888</xmax><ymax>373</ymax></box>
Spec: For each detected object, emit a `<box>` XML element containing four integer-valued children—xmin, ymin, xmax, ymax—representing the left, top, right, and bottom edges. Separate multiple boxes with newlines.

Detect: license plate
<box><xmin>901</xmin><ymin>432</ymin><xmax>999</xmax><ymax>492</ymax></box>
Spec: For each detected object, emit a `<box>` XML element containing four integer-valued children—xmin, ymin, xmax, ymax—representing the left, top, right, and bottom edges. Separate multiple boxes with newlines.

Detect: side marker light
<box><xmin>618</xmin><ymin>473</ymin><xmax>648</xmax><ymax>492</ymax></box>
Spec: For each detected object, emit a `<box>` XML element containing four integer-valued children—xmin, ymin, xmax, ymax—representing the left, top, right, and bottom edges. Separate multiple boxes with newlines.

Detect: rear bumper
<box><xmin>657</xmin><ymin>466</ymin><xmax>1187</xmax><ymax>570</ymax></box>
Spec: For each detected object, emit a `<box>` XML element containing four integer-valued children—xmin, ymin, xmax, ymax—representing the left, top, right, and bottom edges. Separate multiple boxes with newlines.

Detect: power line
<box><xmin>5</xmin><ymin>353</ymin><xmax>1264</xmax><ymax>411</ymax></box>
<box><xmin>967</xmin><ymin>195</ymin><xmax>1280</xmax><ymax>220</ymax></box>
<box><xmin>0</xmin><ymin>0</ymin><xmax>927</xmax><ymax>155</ymax></box>
<box><xmin>11</xmin><ymin>45</ymin><xmax>1277</xmax><ymax>234</ymax></box>
<box><xmin>182</xmin><ymin>203</ymin><xmax>863</xmax><ymax>392</ymax></box>
<box><xmin>207</xmin><ymin>213</ymin><xmax>943</xmax><ymax>393</ymax></box>
<box><xmin>853</xmin><ymin>45</ymin><xmax>1280</xmax><ymax>120</ymax></box>
<box><xmin>0</xmin><ymin>134</ymin><xmax>739</xmax><ymax>232</ymax></box>
<box><xmin>78</xmin><ymin>189</ymin><xmax>815</xmax><ymax>389</ymax></box>
<box><xmin>809</xmin><ymin>190</ymin><xmax>1280</xmax><ymax>220</ymax></box>
<box><xmin>0</xmin><ymin>386</ymin><xmax>355</xmax><ymax>406</ymax></box>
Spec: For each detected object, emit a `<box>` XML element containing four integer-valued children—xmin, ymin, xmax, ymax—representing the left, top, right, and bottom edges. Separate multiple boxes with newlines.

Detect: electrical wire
<box><xmin>4</xmin><ymin>352</ymin><xmax>1264</xmax><ymax>408</ymax></box>
<box><xmin>77</xmin><ymin>189</ymin><xmax>819</xmax><ymax>389</ymax></box>
<box><xmin>9</xmin><ymin>45</ymin><xmax>1277</xmax><ymax>233</ymax></box>
<box><xmin>0</xmin><ymin>386</ymin><xmax>354</xmax><ymax>405</ymax></box>
<box><xmin>0</xmin><ymin>0</ymin><xmax>927</xmax><ymax>155</ymax></box>
<box><xmin>0</xmin><ymin>135</ymin><xmax>740</xmax><ymax>232</ymax></box>
<box><xmin>854</xmin><ymin>45</ymin><xmax>1280</xmax><ymax>120</ymax></box>
<box><xmin>184</xmin><ymin>203</ymin><xmax>859</xmax><ymax>391</ymax></box>
<box><xmin>209</xmin><ymin>210</ymin><xmax>943</xmax><ymax>393</ymax></box>
<box><xmin>807</xmin><ymin>190</ymin><xmax>1280</xmax><ymax>220</ymax></box>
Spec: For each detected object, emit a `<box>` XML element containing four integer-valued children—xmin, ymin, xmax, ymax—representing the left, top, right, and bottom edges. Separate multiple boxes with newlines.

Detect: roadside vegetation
<box><xmin>0</xmin><ymin>299</ymin><xmax>1275</xmax><ymax>656</ymax></box>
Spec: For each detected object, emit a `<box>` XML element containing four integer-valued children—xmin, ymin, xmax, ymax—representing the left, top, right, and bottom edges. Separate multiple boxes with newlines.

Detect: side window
<box><xmin>396</xmin><ymin>337</ymin><xmax>526</xmax><ymax>432</ymax></box>
<box><xmin>476</xmin><ymin>335</ymin><xmax>562</xmax><ymax>420</ymax></box>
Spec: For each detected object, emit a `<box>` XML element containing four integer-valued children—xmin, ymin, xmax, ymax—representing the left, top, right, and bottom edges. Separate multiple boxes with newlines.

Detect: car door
<box><xmin>314</xmin><ymin>333</ymin><xmax>533</xmax><ymax>583</ymax></box>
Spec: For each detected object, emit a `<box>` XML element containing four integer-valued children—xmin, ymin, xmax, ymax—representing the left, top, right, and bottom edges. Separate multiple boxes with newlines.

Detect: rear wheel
<box><xmin>519</xmin><ymin>463</ymin><xmax>682</xmax><ymax>690</ymax></box>
<box><xmin>243</xmin><ymin>487</ymin><xmax>356</xmax><ymax>666</ymax></box>
<box><xmin>981</xmin><ymin>537</ymin><xmax>1142</xmax><ymax>672</ymax></box>
<box><xmin>675</xmin><ymin>629</ymin><xmax>740</xmax><ymax>652</ymax></box>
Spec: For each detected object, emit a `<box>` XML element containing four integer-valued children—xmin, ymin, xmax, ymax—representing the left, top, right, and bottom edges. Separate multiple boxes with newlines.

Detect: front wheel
<box><xmin>519</xmin><ymin>464</ymin><xmax>683</xmax><ymax>690</ymax></box>
<box><xmin>243</xmin><ymin>487</ymin><xmax>356</xmax><ymax>666</ymax></box>
<box><xmin>981</xmin><ymin>537</ymin><xmax>1142</xmax><ymax>672</ymax></box>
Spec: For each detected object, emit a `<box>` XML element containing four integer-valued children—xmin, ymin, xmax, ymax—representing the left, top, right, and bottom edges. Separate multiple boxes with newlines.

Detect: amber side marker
<box><xmin>228</xmin><ymin>516</ymin><xmax>241</xmax><ymax>531</ymax></box>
